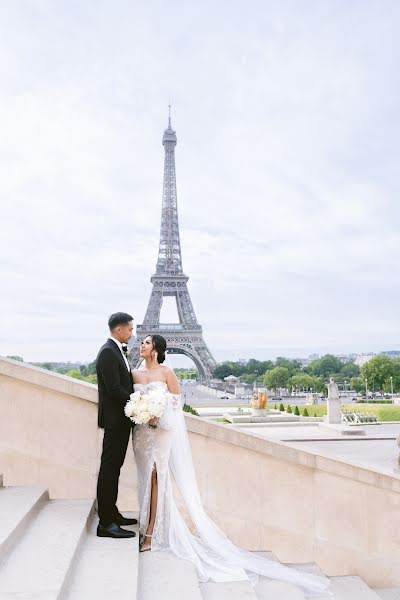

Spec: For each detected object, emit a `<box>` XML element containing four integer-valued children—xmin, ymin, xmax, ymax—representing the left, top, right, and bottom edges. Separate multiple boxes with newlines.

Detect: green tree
<box><xmin>80</xmin><ymin>361</ymin><xmax>97</xmax><ymax>377</ymax></box>
<box><xmin>361</xmin><ymin>355</ymin><xmax>396</xmax><ymax>391</ymax></box>
<box><xmin>307</xmin><ymin>354</ymin><xmax>343</xmax><ymax>378</ymax></box>
<box><xmin>275</xmin><ymin>357</ymin><xmax>302</xmax><ymax>376</ymax></box>
<box><xmin>286</xmin><ymin>405</ymin><xmax>292</xmax><ymax>413</ymax></box>
<box><xmin>214</xmin><ymin>361</ymin><xmax>246</xmax><ymax>379</ymax></box>
<box><xmin>263</xmin><ymin>367</ymin><xmax>290</xmax><ymax>393</ymax></box>
<box><xmin>351</xmin><ymin>377</ymin><xmax>365</xmax><ymax>393</ymax></box>
<box><xmin>240</xmin><ymin>373</ymin><xmax>260</xmax><ymax>384</ymax></box>
<box><xmin>382</xmin><ymin>359</ymin><xmax>400</xmax><ymax>394</ymax></box>
<box><xmin>39</xmin><ymin>362</ymin><xmax>56</xmax><ymax>371</ymax></box>
<box><xmin>175</xmin><ymin>368</ymin><xmax>198</xmax><ymax>380</ymax></box>
<box><xmin>288</xmin><ymin>373</ymin><xmax>324</xmax><ymax>392</ymax></box>
<box><xmin>6</xmin><ymin>355</ymin><xmax>24</xmax><ymax>362</ymax></box>
<box><xmin>340</xmin><ymin>362</ymin><xmax>360</xmax><ymax>379</ymax></box>
<box><xmin>302</xmin><ymin>407</ymin><xmax>309</xmax><ymax>417</ymax></box>
<box><xmin>65</xmin><ymin>369</ymin><xmax>85</xmax><ymax>381</ymax></box>
<box><xmin>246</xmin><ymin>359</ymin><xmax>273</xmax><ymax>376</ymax></box>
<box><xmin>294</xmin><ymin>405</ymin><xmax>300</xmax><ymax>415</ymax></box>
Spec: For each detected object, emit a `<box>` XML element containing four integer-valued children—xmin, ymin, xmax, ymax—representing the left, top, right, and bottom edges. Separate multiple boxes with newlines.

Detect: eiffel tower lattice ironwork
<box><xmin>130</xmin><ymin>111</ymin><xmax>217</xmax><ymax>381</ymax></box>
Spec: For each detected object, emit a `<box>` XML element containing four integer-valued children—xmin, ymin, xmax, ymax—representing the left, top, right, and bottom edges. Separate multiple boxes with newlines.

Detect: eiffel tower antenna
<box><xmin>130</xmin><ymin>111</ymin><xmax>217</xmax><ymax>380</ymax></box>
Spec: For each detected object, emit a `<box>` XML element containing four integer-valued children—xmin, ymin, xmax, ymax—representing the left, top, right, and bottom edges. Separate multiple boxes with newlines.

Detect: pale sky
<box><xmin>1</xmin><ymin>1</ymin><xmax>399</xmax><ymax>367</ymax></box>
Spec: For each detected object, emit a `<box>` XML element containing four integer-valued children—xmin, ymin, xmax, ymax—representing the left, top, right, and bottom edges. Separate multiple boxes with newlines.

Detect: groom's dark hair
<box><xmin>108</xmin><ymin>312</ymin><xmax>133</xmax><ymax>331</ymax></box>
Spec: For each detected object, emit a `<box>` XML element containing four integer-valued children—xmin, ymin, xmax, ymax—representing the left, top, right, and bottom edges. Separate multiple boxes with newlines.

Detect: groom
<box><xmin>96</xmin><ymin>312</ymin><xmax>137</xmax><ymax>538</ymax></box>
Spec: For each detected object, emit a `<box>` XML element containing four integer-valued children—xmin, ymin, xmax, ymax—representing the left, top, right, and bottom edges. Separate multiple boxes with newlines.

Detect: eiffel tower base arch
<box><xmin>130</xmin><ymin>327</ymin><xmax>216</xmax><ymax>382</ymax></box>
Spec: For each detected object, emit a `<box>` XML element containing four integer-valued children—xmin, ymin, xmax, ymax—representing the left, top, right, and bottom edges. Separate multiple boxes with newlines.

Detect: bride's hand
<box><xmin>149</xmin><ymin>416</ymin><xmax>159</xmax><ymax>428</ymax></box>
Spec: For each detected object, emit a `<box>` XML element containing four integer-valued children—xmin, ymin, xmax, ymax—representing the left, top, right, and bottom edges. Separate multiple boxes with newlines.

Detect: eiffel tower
<box><xmin>130</xmin><ymin>110</ymin><xmax>217</xmax><ymax>381</ymax></box>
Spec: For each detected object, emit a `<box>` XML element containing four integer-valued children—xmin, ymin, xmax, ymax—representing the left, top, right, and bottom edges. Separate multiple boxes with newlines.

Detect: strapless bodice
<box><xmin>134</xmin><ymin>381</ymin><xmax>168</xmax><ymax>392</ymax></box>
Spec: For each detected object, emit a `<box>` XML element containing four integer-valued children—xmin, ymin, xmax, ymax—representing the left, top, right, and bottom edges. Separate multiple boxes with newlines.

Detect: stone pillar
<box><xmin>325</xmin><ymin>378</ymin><xmax>341</xmax><ymax>424</ymax></box>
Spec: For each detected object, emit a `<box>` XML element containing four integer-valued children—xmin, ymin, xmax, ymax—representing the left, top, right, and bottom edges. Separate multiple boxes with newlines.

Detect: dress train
<box><xmin>132</xmin><ymin>382</ymin><xmax>332</xmax><ymax>598</ymax></box>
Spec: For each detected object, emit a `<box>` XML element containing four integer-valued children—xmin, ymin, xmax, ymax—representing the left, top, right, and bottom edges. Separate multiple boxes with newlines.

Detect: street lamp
<box><xmin>365</xmin><ymin>378</ymin><xmax>368</xmax><ymax>400</ymax></box>
<box><xmin>344</xmin><ymin>380</ymin><xmax>347</xmax><ymax>393</ymax></box>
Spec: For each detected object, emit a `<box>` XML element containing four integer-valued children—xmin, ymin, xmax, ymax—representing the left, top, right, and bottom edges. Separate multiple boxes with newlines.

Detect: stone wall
<box><xmin>186</xmin><ymin>417</ymin><xmax>400</xmax><ymax>588</ymax></box>
<box><xmin>0</xmin><ymin>357</ymin><xmax>137</xmax><ymax>508</ymax></box>
<box><xmin>1</xmin><ymin>356</ymin><xmax>399</xmax><ymax>587</ymax></box>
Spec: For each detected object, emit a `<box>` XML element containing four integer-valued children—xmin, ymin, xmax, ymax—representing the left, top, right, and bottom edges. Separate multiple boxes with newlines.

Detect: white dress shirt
<box><xmin>109</xmin><ymin>337</ymin><xmax>131</xmax><ymax>372</ymax></box>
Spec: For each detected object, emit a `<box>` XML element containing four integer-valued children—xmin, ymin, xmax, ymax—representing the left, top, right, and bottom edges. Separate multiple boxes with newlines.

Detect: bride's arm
<box><xmin>166</xmin><ymin>367</ymin><xmax>180</xmax><ymax>395</ymax></box>
<box><xmin>151</xmin><ymin>368</ymin><xmax>181</xmax><ymax>429</ymax></box>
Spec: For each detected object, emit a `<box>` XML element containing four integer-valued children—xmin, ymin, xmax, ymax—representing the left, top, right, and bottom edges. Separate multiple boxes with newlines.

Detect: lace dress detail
<box><xmin>132</xmin><ymin>382</ymin><xmax>180</xmax><ymax>549</ymax></box>
<box><xmin>131</xmin><ymin>381</ymin><xmax>332</xmax><ymax>597</ymax></box>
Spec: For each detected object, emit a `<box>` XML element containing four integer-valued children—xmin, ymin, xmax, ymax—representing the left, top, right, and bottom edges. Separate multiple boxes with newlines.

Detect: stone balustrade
<box><xmin>1</xmin><ymin>356</ymin><xmax>400</xmax><ymax>587</ymax></box>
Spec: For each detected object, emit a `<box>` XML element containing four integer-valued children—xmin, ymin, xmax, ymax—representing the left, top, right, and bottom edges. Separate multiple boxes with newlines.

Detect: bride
<box><xmin>132</xmin><ymin>334</ymin><xmax>332</xmax><ymax>598</ymax></box>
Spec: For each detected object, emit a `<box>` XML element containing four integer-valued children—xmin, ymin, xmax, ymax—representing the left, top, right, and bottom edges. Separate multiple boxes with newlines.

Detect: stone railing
<box><xmin>0</xmin><ymin>356</ymin><xmax>137</xmax><ymax>508</ymax></box>
<box><xmin>1</xmin><ymin>356</ymin><xmax>399</xmax><ymax>587</ymax></box>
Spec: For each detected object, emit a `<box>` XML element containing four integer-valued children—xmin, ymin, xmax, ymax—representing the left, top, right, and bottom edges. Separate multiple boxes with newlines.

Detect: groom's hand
<box><xmin>149</xmin><ymin>416</ymin><xmax>159</xmax><ymax>428</ymax></box>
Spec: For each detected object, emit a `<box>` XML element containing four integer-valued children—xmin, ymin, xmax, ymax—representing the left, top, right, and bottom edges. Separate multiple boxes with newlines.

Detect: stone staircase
<box><xmin>0</xmin><ymin>475</ymin><xmax>398</xmax><ymax>600</ymax></box>
<box><xmin>0</xmin><ymin>475</ymin><xmax>139</xmax><ymax>599</ymax></box>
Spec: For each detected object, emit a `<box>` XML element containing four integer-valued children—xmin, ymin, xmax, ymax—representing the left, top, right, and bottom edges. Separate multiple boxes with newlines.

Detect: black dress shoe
<box><xmin>97</xmin><ymin>523</ymin><xmax>136</xmax><ymax>538</ymax></box>
<box><xmin>115</xmin><ymin>514</ymin><xmax>138</xmax><ymax>526</ymax></box>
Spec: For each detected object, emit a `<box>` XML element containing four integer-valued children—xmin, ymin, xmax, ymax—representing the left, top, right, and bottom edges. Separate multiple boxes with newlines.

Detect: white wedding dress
<box><xmin>132</xmin><ymin>381</ymin><xmax>332</xmax><ymax>598</ymax></box>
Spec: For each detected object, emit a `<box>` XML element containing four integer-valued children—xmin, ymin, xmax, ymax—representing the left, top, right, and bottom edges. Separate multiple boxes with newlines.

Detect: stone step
<box><xmin>65</xmin><ymin>512</ymin><xmax>139</xmax><ymax>600</ymax></box>
<box><xmin>313</xmin><ymin>575</ymin><xmax>383</xmax><ymax>599</ymax></box>
<box><xmin>0</xmin><ymin>498</ymin><xmax>94</xmax><ymax>599</ymax></box>
<box><xmin>254</xmin><ymin>551</ymin><xmax>279</xmax><ymax>562</ymax></box>
<box><xmin>373</xmin><ymin>590</ymin><xmax>400</xmax><ymax>600</ymax></box>
<box><xmin>255</xmin><ymin>578</ymin><xmax>305</xmax><ymax>599</ymax></box>
<box><xmin>285</xmin><ymin>562</ymin><xmax>325</xmax><ymax>577</ymax></box>
<box><xmin>200</xmin><ymin>580</ymin><xmax>258</xmax><ymax>600</ymax></box>
<box><xmin>253</xmin><ymin>553</ymin><xmax>326</xmax><ymax>599</ymax></box>
<box><xmin>0</xmin><ymin>485</ymin><xmax>49</xmax><ymax>562</ymax></box>
<box><xmin>138</xmin><ymin>550</ymin><xmax>202</xmax><ymax>600</ymax></box>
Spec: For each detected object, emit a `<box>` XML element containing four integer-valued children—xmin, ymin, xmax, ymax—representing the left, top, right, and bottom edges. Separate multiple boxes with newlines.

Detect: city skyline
<box><xmin>1</xmin><ymin>2</ymin><xmax>400</xmax><ymax>366</ymax></box>
<box><xmin>7</xmin><ymin>346</ymin><xmax>400</xmax><ymax>371</ymax></box>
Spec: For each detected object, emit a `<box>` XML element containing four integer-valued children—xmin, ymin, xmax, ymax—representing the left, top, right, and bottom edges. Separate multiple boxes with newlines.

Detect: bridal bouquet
<box><xmin>124</xmin><ymin>389</ymin><xmax>174</xmax><ymax>428</ymax></box>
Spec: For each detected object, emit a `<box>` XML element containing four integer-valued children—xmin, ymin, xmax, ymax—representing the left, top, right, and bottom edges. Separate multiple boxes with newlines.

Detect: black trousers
<box><xmin>97</xmin><ymin>422</ymin><xmax>132</xmax><ymax>526</ymax></box>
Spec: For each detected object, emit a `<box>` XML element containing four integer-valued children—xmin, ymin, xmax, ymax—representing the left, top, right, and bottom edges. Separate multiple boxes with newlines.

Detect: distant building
<box><xmin>224</xmin><ymin>375</ymin><xmax>239</xmax><ymax>383</ymax></box>
<box><xmin>381</xmin><ymin>350</ymin><xmax>400</xmax><ymax>359</ymax></box>
<box><xmin>354</xmin><ymin>353</ymin><xmax>375</xmax><ymax>367</ymax></box>
<box><xmin>335</xmin><ymin>354</ymin><xmax>357</xmax><ymax>363</ymax></box>
<box><xmin>238</xmin><ymin>358</ymin><xmax>248</xmax><ymax>365</ymax></box>
<box><xmin>295</xmin><ymin>357</ymin><xmax>312</xmax><ymax>367</ymax></box>
<box><xmin>295</xmin><ymin>353</ymin><xmax>321</xmax><ymax>367</ymax></box>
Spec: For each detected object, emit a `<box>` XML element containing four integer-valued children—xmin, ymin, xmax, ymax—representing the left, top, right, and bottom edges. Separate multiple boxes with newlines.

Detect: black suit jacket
<box><xmin>96</xmin><ymin>339</ymin><xmax>134</xmax><ymax>429</ymax></box>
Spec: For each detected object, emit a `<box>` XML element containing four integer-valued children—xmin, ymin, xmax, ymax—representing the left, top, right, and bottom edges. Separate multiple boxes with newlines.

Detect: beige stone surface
<box><xmin>0</xmin><ymin>357</ymin><xmax>138</xmax><ymax>510</ymax></box>
<box><xmin>1</xmin><ymin>356</ymin><xmax>400</xmax><ymax>588</ymax></box>
<box><xmin>185</xmin><ymin>418</ymin><xmax>400</xmax><ymax>587</ymax></box>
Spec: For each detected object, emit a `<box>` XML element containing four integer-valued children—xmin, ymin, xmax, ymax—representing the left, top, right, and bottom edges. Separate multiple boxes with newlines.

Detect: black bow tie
<box><xmin>121</xmin><ymin>344</ymin><xmax>128</xmax><ymax>355</ymax></box>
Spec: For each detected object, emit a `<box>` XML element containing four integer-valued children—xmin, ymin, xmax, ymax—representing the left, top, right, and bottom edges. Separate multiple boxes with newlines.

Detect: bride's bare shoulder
<box><xmin>132</xmin><ymin>368</ymin><xmax>146</xmax><ymax>382</ymax></box>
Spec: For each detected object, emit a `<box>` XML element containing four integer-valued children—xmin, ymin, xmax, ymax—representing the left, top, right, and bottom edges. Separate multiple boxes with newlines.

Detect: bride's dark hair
<box><xmin>151</xmin><ymin>334</ymin><xmax>167</xmax><ymax>364</ymax></box>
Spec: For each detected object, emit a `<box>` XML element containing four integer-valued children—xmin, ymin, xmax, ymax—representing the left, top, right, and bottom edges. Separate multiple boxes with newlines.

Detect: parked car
<box><xmin>218</xmin><ymin>395</ymin><xmax>229</xmax><ymax>400</ymax></box>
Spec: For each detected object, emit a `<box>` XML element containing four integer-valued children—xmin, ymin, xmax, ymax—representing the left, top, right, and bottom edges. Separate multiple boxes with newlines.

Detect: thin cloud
<box><xmin>1</xmin><ymin>1</ymin><xmax>399</xmax><ymax>363</ymax></box>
